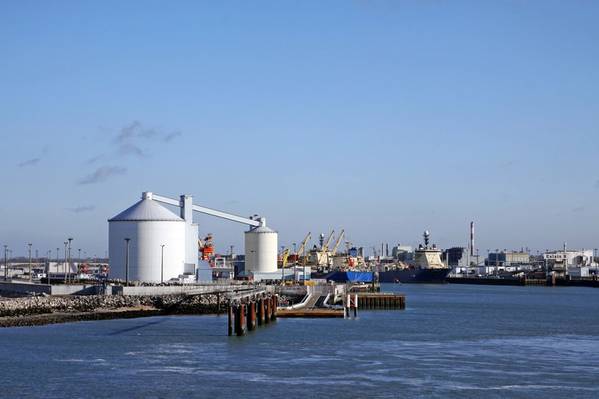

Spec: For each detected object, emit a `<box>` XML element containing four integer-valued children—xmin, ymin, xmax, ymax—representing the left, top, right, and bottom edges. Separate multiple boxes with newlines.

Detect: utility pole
<box><xmin>160</xmin><ymin>244</ymin><xmax>165</xmax><ymax>284</ymax></box>
<box><xmin>28</xmin><ymin>243</ymin><xmax>32</xmax><ymax>282</ymax></box>
<box><xmin>125</xmin><ymin>238</ymin><xmax>131</xmax><ymax>286</ymax></box>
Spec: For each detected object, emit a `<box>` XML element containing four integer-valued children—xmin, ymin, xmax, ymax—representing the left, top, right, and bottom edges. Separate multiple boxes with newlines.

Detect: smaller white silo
<box><xmin>108</xmin><ymin>192</ymin><xmax>186</xmax><ymax>283</ymax></box>
<box><xmin>244</xmin><ymin>223</ymin><xmax>278</xmax><ymax>274</ymax></box>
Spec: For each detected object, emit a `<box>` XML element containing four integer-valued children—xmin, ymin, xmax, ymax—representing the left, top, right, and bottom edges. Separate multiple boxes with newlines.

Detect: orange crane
<box><xmin>198</xmin><ymin>234</ymin><xmax>214</xmax><ymax>261</ymax></box>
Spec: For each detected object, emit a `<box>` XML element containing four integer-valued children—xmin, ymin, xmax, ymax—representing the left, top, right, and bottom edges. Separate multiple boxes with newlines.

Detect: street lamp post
<box><xmin>28</xmin><ymin>243</ymin><xmax>32</xmax><ymax>282</ymax></box>
<box><xmin>160</xmin><ymin>244</ymin><xmax>165</xmax><ymax>284</ymax></box>
<box><xmin>67</xmin><ymin>238</ymin><xmax>73</xmax><ymax>283</ymax></box>
<box><xmin>63</xmin><ymin>241</ymin><xmax>68</xmax><ymax>283</ymax></box>
<box><xmin>124</xmin><ymin>238</ymin><xmax>131</xmax><ymax>286</ymax></box>
<box><xmin>3</xmin><ymin>245</ymin><xmax>7</xmax><ymax>280</ymax></box>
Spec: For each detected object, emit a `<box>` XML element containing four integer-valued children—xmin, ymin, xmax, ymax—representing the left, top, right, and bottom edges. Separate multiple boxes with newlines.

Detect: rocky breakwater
<box><xmin>0</xmin><ymin>293</ymin><xmax>224</xmax><ymax>328</ymax></box>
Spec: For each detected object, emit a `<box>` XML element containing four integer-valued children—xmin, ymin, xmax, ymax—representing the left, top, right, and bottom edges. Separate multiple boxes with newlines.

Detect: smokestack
<box><xmin>470</xmin><ymin>221</ymin><xmax>474</xmax><ymax>257</ymax></box>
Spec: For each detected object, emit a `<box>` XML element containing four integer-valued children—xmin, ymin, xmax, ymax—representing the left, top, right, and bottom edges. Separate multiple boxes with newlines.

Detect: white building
<box><xmin>544</xmin><ymin>249</ymin><xmax>594</xmax><ymax>269</ymax></box>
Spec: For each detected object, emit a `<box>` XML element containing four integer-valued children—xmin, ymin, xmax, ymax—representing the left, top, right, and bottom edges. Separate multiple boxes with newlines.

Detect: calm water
<box><xmin>1</xmin><ymin>284</ymin><xmax>599</xmax><ymax>398</ymax></box>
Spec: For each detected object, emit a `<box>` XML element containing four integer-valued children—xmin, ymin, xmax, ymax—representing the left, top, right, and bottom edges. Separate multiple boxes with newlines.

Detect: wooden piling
<box><xmin>264</xmin><ymin>297</ymin><xmax>270</xmax><ymax>324</ymax></box>
<box><xmin>247</xmin><ymin>301</ymin><xmax>256</xmax><ymax>331</ymax></box>
<box><xmin>227</xmin><ymin>303</ymin><xmax>233</xmax><ymax>336</ymax></box>
<box><xmin>235</xmin><ymin>304</ymin><xmax>246</xmax><ymax>336</ymax></box>
<box><xmin>257</xmin><ymin>298</ymin><xmax>264</xmax><ymax>326</ymax></box>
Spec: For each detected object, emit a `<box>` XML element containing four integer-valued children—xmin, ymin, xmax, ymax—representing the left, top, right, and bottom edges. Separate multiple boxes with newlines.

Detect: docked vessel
<box><xmin>379</xmin><ymin>231</ymin><xmax>450</xmax><ymax>283</ymax></box>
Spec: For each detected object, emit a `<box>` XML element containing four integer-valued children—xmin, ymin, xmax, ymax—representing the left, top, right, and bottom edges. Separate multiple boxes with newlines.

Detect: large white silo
<box><xmin>108</xmin><ymin>192</ymin><xmax>186</xmax><ymax>283</ymax></box>
<box><xmin>244</xmin><ymin>225</ymin><xmax>278</xmax><ymax>273</ymax></box>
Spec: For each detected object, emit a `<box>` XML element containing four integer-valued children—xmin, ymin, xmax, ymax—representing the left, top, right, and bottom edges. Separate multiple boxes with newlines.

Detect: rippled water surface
<box><xmin>1</xmin><ymin>284</ymin><xmax>599</xmax><ymax>398</ymax></box>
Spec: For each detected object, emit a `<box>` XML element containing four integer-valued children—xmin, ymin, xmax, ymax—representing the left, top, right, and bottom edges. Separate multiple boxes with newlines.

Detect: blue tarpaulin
<box><xmin>326</xmin><ymin>271</ymin><xmax>373</xmax><ymax>283</ymax></box>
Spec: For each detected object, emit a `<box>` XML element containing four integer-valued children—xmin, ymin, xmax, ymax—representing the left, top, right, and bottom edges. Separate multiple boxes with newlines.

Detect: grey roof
<box><xmin>247</xmin><ymin>225</ymin><xmax>276</xmax><ymax>233</ymax></box>
<box><xmin>109</xmin><ymin>198</ymin><xmax>183</xmax><ymax>222</ymax></box>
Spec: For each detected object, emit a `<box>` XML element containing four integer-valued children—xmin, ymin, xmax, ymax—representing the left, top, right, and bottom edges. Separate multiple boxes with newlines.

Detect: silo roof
<box><xmin>248</xmin><ymin>225</ymin><xmax>276</xmax><ymax>233</ymax></box>
<box><xmin>109</xmin><ymin>198</ymin><xmax>183</xmax><ymax>222</ymax></box>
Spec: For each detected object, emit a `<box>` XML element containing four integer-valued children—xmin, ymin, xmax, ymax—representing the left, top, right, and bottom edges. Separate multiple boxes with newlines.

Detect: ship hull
<box><xmin>379</xmin><ymin>268</ymin><xmax>450</xmax><ymax>283</ymax></box>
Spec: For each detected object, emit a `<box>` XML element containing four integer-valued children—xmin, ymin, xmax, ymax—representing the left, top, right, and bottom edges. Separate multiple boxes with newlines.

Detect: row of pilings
<box><xmin>228</xmin><ymin>294</ymin><xmax>278</xmax><ymax>336</ymax></box>
<box><xmin>356</xmin><ymin>293</ymin><xmax>406</xmax><ymax>310</ymax></box>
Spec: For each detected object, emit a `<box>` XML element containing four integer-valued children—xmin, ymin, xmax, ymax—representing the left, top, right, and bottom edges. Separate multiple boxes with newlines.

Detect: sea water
<box><xmin>1</xmin><ymin>284</ymin><xmax>598</xmax><ymax>398</ymax></box>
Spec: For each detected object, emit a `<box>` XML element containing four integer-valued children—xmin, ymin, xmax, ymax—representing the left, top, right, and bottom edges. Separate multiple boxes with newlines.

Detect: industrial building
<box><xmin>486</xmin><ymin>251</ymin><xmax>530</xmax><ymax>267</ymax></box>
<box><xmin>108</xmin><ymin>192</ymin><xmax>278</xmax><ymax>283</ymax></box>
<box><xmin>543</xmin><ymin>249</ymin><xmax>594</xmax><ymax>268</ymax></box>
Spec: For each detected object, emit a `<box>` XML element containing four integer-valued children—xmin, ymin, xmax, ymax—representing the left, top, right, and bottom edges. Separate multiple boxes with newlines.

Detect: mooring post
<box><xmin>346</xmin><ymin>294</ymin><xmax>351</xmax><ymax>319</ymax></box>
<box><xmin>248</xmin><ymin>301</ymin><xmax>256</xmax><ymax>331</ymax></box>
<box><xmin>272</xmin><ymin>295</ymin><xmax>277</xmax><ymax>320</ymax></box>
<box><xmin>217</xmin><ymin>292</ymin><xmax>221</xmax><ymax>315</ymax></box>
<box><xmin>353</xmin><ymin>294</ymin><xmax>358</xmax><ymax>318</ymax></box>
<box><xmin>264</xmin><ymin>297</ymin><xmax>270</xmax><ymax>324</ymax></box>
<box><xmin>237</xmin><ymin>303</ymin><xmax>246</xmax><ymax>336</ymax></box>
<box><xmin>257</xmin><ymin>298</ymin><xmax>264</xmax><ymax>326</ymax></box>
<box><xmin>227</xmin><ymin>302</ymin><xmax>233</xmax><ymax>336</ymax></box>
<box><xmin>233</xmin><ymin>304</ymin><xmax>241</xmax><ymax>335</ymax></box>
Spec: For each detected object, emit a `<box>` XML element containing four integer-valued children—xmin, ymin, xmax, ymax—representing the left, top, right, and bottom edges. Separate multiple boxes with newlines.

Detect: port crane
<box><xmin>296</xmin><ymin>232</ymin><xmax>311</xmax><ymax>258</ymax></box>
<box><xmin>330</xmin><ymin>230</ymin><xmax>345</xmax><ymax>256</ymax></box>
<box><xmin>317</xmin><ymin>230</ymin><xmax>335</xmax><ymax>266</ymax></box>
<box><xmin>198</xmin><ymin>234</ymin><xmax>214</xmax><ymax>261</ymax></box>
<box><xmin>281</xmin><ymin>248</ymin><xmax>291</xmax><ymax>268</ymax></box>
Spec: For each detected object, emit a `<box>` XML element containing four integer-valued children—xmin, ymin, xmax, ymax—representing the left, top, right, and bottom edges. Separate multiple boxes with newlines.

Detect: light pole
<box><xmin>160</xmin><ymin>244</ymin><xmax>165</xmax><ymax>284</ymax></box>
<box><xmin>124</xmin><ymin>238</ymin><xmax>131</xmax><ymax>286</ymax></box>
<box><xmin>3</xmin><ymin>245</ymin><xmax>7</xmax><ymax>280</ymax></box>
<box><xmin>28</xmin><ymin>243</ymin><xmax>32</xmax><ymax>282</ymax></box>
<box><xmin>63</xmin><ymin>241</ymin><xmax>68</xmax><ymax>283</ymax></box>
<box><xmin>67</xmin><ymin>238</ymin><xmax>73</xmax><ymax>283</ymax></box>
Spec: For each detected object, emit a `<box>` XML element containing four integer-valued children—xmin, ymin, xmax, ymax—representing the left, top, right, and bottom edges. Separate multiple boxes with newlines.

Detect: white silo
<box><xmin>244</xmin><ymin>220</ymin><xmax>278</xmax><ymax>273</ymax></box>
<box><xmin>108</xmin><ymin>192</ymin><xmax>186</xmax><ymax>283</ymax></box>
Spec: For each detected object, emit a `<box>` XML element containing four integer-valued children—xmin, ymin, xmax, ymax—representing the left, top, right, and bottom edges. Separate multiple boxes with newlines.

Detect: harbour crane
<box><xmin>281</xmin><ymin>248</ymin><xmax>291</xmax><ymax>268</ymax></box>
<box><xmin>318</xmin><ymin>230</ymin><xmax>335</xmax><ymax>266</ymax></box>
<box><xmin>330</xmin><ymin>229</ymin><xmax>345</xmax><ymax>256</ymax></box>
<box><xmin>321</xmin><ymin>230</ymin><xmax>335</xmax><ymax>252</ymax></box>
<box><xmin>296</xmin><ymin>232</ymin><xmax>312</xmax><ymax>258</ymax></box>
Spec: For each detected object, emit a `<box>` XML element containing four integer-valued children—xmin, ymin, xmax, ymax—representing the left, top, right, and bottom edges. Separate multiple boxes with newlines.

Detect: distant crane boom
<box><xmin>330</xmin><ymin>229</ymin><xmax>345</xmax><ymax>255</ymax></box>
<box><xmin>296</xmin><ymin>232</ymin><xmax>312</xmax><ymax>256</ymax></box>
<box><xmin>322</xmin><ymin>230</ymin><xmax>335</xmax><ymax>251</ymax></box>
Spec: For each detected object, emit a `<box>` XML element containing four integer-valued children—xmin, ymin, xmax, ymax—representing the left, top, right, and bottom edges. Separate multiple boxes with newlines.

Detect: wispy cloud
<box><xmin>86</xmin><ymin>154</ymin><xmax>105</xmax><ymax>164</ymax></box>
<box><xmin>163</xmin><ymin>131</ymin><xmax>182</xmax><ymax>142</ymax></box>
<box><xmin>117</xmin><ymin>143</ymin><xmax>145</xmax><ymax>158</ymax></box>
<box><xmin>18</xmin><ymin>158</ymin><xmax>41</xmax><ymax>167</ymax></box>
<box><xmin>78</xmin><ymin>166</ymin><xmax>127</xmax><ymax>185</ymax></box>
<box><xmin>115</xmin><ymin>121</ymin><xmax>180</xmax><ymax>144</ymax></box>
<box><xmin>572</xmin><ymin>206</ymin><xmax>585</xmax><ymax>213</ymax></box>
<box><xmin>67</xmin><ymin>205</ymin><xmax>96</xmax><ymax>213</ymax></box>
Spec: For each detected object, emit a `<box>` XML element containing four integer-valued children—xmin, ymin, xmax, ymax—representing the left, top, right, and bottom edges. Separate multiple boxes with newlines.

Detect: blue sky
<box><xmin>1</xmin><ymin>1</ymin><xmax>598</xmax><ymax>257</ymax></box>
